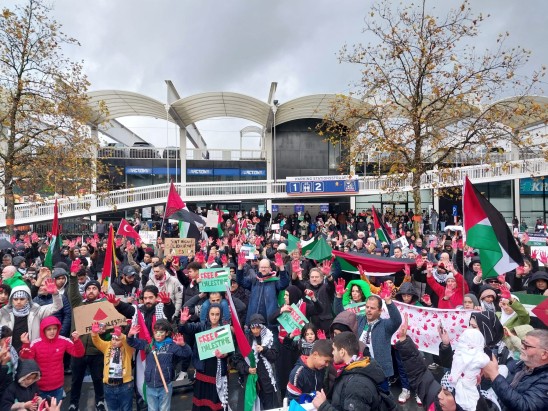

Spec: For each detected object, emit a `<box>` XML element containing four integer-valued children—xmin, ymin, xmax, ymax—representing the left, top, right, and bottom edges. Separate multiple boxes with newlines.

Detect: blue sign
<box><xmin>286</xmin><ymin>176</ymin><xmax>359</xmax><ymax>195</ymax></box>
<box><xmin>520</xmin><ymin>178</ymin><xmax>547</xmax><ymax>194</ymax></box>
<box><xmin>452</xmin><ymin>206</ymin><xmax>458</xmax><ymax>217</ymax></box>
<box><xmin>294</xmin><ymin>205</ymin><xmax>305</xmax><ymax>213</ymax></box>
<box><xmin>272</xmin><ymin>205</ymin><xmax>279</xmax><ymax>213</ymax></box>
<box><xmin>320</xmin><ymin>204</ymin><xmax>330</xmax><ymax>212</ymax></box>
<box><xmin>214</xmin><ymin>168</ymin><xmax>239</xmax><ymax>176</ymax></box>
<box><xmin>187</xmin><ymin>168</ymin><xmax>213</xmax><ymax>176</ymax></box>
<box><xmin>126</xmin><ymin>167</ymin><xmax>152</xmax><ymax>175</ymax></box>
<box><xmin>153</xmin><ymin>167</ymin><xmax>181</xmax><ymax>175</ymax></box>
<box><xmin>241</xmin><ymin>169</ymin><xmax>266</xmax><ymax>177</ymax></box>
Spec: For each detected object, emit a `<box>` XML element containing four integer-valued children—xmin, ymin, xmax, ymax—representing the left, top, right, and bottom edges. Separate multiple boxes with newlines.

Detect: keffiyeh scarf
<box><xmin>252</xmin><ymin>325</ymin><xmax>277</xmax><ymax>392</ymax></box>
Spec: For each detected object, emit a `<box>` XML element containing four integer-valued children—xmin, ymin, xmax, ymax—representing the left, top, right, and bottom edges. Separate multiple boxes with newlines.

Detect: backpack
<box><xmin>338</xmin><ymin>373</ymin><xmax>399</xmax><ymax>411</ymax></box>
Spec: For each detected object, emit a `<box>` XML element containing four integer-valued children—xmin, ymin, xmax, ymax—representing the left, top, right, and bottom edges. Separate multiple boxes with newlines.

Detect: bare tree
<box><xmin>0</xmin><ymin>0</ymin><xmax>107</xmax><ymax>233</ymax></box>
<box><xmin>321</xmin><ymin>0</ymin><xmax>546</xmax><ymax>233</ymax></box>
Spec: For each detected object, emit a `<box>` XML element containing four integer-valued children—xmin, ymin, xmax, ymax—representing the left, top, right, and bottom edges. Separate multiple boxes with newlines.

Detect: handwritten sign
<box><xmin>199</xmin><ymin>267</ymin><xmax>230</xmax><ymax>292</ymax></box>
<box><xmin>164</xmin><ymin>238</ymin><xmax>195</xmax><ymax>256</ymax></box>
<box><xmin>277</xmin><ymin>304</ymin><xmax>309</xmax><ymax>334</ymax></box>
<box><xmin>73</xmin><ymin>301</ymin><xmax>128</xmax><ymax>335</ymax></box>
<box><xmin>139</xmin><ymin>230</ymin><xmax>158</xmax><ymax>245</ymax></box>
<box><xmin>196</xmin><ymin>325</ymin><xmax>235</xmax><ymax>360</ymax></box>
<box><xmin>345</xmin><ymin>302</ymin><xmax>367</xmax><ymax>316</ymax></box>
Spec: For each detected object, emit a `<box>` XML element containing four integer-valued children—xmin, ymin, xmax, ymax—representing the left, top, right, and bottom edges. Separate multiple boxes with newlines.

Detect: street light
<box><xmin>272</xmin><ymin>100</ymin><xmax>279</xmax><ymax>182</ymax></box>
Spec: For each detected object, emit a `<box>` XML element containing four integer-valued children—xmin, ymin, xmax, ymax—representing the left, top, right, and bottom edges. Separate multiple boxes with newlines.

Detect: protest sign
<box><xmin>164</xmin><ymin>238</ymin><xmax>195</xmax><ymax>256</ymax></box>
<box><xmin>345</xmin><ymin>302</ymin><xmax>367</xmax><ymax>316</ymax></box>
<box><xmin>392</xmin><ymin>236</ymin><xmax>409</xmax><ymax>250</ymax></box>
<box><xmin>386</xmin><ymin>301</ymin><xmax>471</xmax><ymax>355</ymax></box>
<box><xmin>73</xmin><ymin>301</ymin><xmax>128</xmax><ymax>335</ymax></box>
<box><xmin>196</xmin><ymin>325</ymin><xmax>235</xmax><ymax>360</ymax></box>
<box><xmin>199</xmin><ymin>267</ymin><xmax>230</xmax><ymax>292</ymax></box>
<box><xmin>206</xmin><ymin>210</ymin><xmax>218</xmax><ymax>228</ymax></box>
<box><xmin>277</xmin><ymin>304</ymin><xmax>309</xmax><ymax>334</ymax></box>
<box><xmin>241</xmin><ymin>245</ymin><xmax>257</xmax><ymax>259</ymax></box>
<box><xmin>271</xmin><ymin>223</ymin><xmax>280</xmax><ymax>231</ymax></box>
<box><xmin>139</xmin><ymin>230</ymin><xmax>158</xmax><ymax>245</ymax></box>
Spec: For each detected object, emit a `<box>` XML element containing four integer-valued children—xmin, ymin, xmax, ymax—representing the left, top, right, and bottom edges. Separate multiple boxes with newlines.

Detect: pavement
<box><xmin>59</xmin><ymin>367</ymin><xmax>437</xmax><ymax>410</ymax></box>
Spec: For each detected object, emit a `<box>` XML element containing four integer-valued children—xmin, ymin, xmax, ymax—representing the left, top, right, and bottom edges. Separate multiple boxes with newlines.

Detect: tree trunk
<box><xmin>412</xmin><ymin>173</ymin><xmax>422</xmax><ymax>237</ymax></box>
<box><xmin>5</xmin><ymin>183</ymin><xmax>15</xmax><ymax>236</ymax></box>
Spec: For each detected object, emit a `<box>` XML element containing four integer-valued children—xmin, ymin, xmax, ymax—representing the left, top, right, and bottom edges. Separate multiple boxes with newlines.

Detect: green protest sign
<box><xmin>277</xmin><ymin>304</ymin><xmax>308</xmax><ymax>334</ymax></box>
<box><xmin>196</xmin><ymin>325</ymin><xmax>235</xmax><ymax>360</ymax></box>
<box><xmin>345</xmin><ymin>302</ymin><xmax>367</xmax><ymax>316</ymax></box>
<box><xmin>199</xmin><ymin>267</ymin><xmax>230</xmax><ymax>292</ymax></box>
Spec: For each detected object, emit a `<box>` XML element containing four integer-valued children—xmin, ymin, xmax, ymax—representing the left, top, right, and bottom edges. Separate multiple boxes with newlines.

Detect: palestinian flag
<box><xmin>217</xmin><ymin>210</ymin><xmax>224</xmax><ymax>237</ymax></box>
<box><xmin>166</xmin><ymin>182</ymin><xmax>206</xmax><ymax>226</ymax></box>
<box><xmin>372</xmin><ymin>205</ymin><xmax>391</xmax><ymax>244</ymax></box>
<box><xmin>463</xmin><ymin>176</ymin><xmax>523</xmax><ymax>279</ymax></box>
<box><xmin>101</xmin><ymin>225</ymin><xmax>118</xmax><ymax>288</ymax></box>
<box><xmin>44</xmin><ymin>199</ymin><xmax>59</xmax><ymax>269</ymax></box>
<box><xmin>226</xmin><ymin>286</ymin><xmax>260</xmax><ymax>411</ymax></box>
<box><xmin>332</xmin><ymin>250</ymin><xmax>416</xmax><ymax>276</ymax></box>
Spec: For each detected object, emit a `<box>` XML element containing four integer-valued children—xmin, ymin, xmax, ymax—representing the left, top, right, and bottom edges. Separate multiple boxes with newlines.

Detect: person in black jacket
<box><xmin>312</xmin><ymin>331</ymin><xmax>387</xmax><ymax>411</ymax></box>
<box><xmin>0</xmin><ymin>359</ymin><xmax>41</xmax><ymax>411</ymax></box>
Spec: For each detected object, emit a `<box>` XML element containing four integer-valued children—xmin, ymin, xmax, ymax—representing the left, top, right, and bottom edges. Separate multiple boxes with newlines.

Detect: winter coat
<box><xmin>294</xmin><ymin>279</ymin><xmax>335</xmax><ymax>332</ymax></box>
<box><xmin>92</xmin><ymin>333</ymin><xmax>134</xmax><ymax>384</ymax></box>
<box><xmin>0</xmin><ymin>359</ymin><xmax>40</xmax><ymax>411</ymax></box>
<box><xmin>127</xmin><ymin>336</ymin><xmax>191</xmax><ymax>388</ymax></box>
<box><xmin>109</xmin><ymin>277</ymin><xmax>139</xmax><ymax>297</ymax></box>
<box><xmin>286</xmin><ymin>355</ymin><xmax>326</xmax><ymax>402</ymax></box>
<box><xmin>19</xmin><ymin>316</ymin><xmax>84</xmax><ymax>391</ymax></box>
<box><xmin>317</xmin><ymin>357</ymin><xmax>386</xmax><ymax>411</ymax></box>
<box><xmin>491</xmin><ymin>360</ymin><xmax>548</xmax><ymax>411</ymax></box>
<box><xmin>427</xmin><ymin>272</ymin><xmax>469</xmax><ymax>309</ymax></box>
<box><xmin>527</xmin><ymin>271</ymin><xmax>548</xmax><ymax>295</ymax></box>
<box><xmin>33</xmin><ymin>292</ymin><xmax>72</xmax><ymax>337</ymax></box>
<box><xmin>0</xmin><ymin>286</ymin><xmax>63</xmax><ymax>345</ymax></box>
<box><xmin>495</xmin><ymin>298</ymin><xmax>530</xmax><ymax>330</ymax></box>
<box><xmin>114</xmin><ymin>301</ymin><xmax>175</xmax><ymax>336</ymax></box>
<box><xmin>237</xmin><ymin>268</ymin><xmax>290</xmax><ymax>326</ymax></box>
<box><xmin>395</xmin><ymin>282</ymin><xmax>421</xmax><ymax>305</ymax></box>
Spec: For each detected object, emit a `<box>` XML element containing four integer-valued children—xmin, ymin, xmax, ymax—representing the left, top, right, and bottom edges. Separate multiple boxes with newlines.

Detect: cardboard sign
<box><xmin>199</xmin><ymin>267</ymin><xmax>230</xmax><ymax>292</ymax></box>
<box><xmin>206</xmin><ymin>210</ymin><xmax>218</xmax><ymax>228</ymax></box>
<box><xmin>196</xmin><ymin>325</ymin><xmax>235</xmax><ymax>360</ymax></box>
<box><xmin>277</xmin><ymin>304</ymin><xmax>309</xmax><ymax>334</ymax></box>
<box><xmin>164</xmin><ymin>238</ymin><xmax>195</xmax><ymax>256</ymax></box>
<box><xmin>345</xmin><ymin>302</ymin><xmax>367</xmax><ymax>316</ymax></box>
<box><xmin>73</xmin><ymin>301</ymin><xmax>128</xmax><ymax>335</ymax></box>
<box><xmin>139</xmin><ymin>230</ymin><xmax>158</xmax><ymax>245</ymax></box>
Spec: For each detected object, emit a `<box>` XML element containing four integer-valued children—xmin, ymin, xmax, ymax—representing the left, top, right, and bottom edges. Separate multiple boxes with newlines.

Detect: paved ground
<box><xmin>59</xmin><ymin>367</ymin><xmax>438</xmax><ymax>410</ymax></box>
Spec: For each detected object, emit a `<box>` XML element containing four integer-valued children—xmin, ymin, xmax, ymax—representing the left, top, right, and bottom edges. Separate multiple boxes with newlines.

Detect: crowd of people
<box><xmin>0</xmin><ymin>206</ymin><xmax>546</xmax><ymax>411</ymax></box>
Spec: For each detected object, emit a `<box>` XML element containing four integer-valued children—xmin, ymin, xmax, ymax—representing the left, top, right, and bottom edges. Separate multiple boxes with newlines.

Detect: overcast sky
<box><xmin>7</xmin><ymin>0</ymin><xmax>548</xmax><ymax>148</ymax></box>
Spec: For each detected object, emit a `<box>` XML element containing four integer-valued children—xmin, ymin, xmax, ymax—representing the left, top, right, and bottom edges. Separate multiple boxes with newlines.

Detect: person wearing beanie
<box><xmin>426</xmin><ymin>261</ymin><xmax>469</xmax><ymax>309</ymax></box>
<box><xmin>478</xmin><ymin>285</ymin><xmax>498</xmax><ymax>312</ymax></box>
<box><xmin>0</xmin><ymin>280</ymin><xmax>61</xmax><ymax>352</ymax></box>
<box><xmin>67</xmin><ymin>259</ymin><xmax>108</xmax><ymax>411</ymax></box>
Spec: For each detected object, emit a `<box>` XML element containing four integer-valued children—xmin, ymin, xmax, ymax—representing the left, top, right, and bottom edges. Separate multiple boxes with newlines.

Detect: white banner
<box><xmin>386</xmin><ymin>301</ymin><xmax>472</xmax><ymax>355</ymax></box>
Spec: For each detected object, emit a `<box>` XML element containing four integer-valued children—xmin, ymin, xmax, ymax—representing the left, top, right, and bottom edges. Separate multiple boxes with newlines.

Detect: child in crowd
<box><xmin>0</xmin><ymin>359</ymin><xmax>41</xmax><ymax>411</ymax></box>
<box><xmin>127</xmin><ymin>319</ymin><xmax>191</xmax><ymax>411</ymax></box>
<box><xmin>91</xmin><ymin>324</ymin><xmax>134</xmax><ymax>411</ymax></box>
<box><xmin>19</xmin><ymin>316</ymin><xmax>84</xmax><ymax>402</ymax></box>
<box><xmin>233</xmin><ymin>314</ymin><xmax>280</xmax><ymax>410</ymax></box>
<box><xmin>297</xmin><ymin>323</ymin><xmax>326</xmax><ymax>356</ymax></box>
<box><xmin>0</xmin><ymin>326</ymin><xmax>18</xmax><ymax>393</ymax></box>
<box><xmin>286</xmin><ymin>339</ymin><xmax>333</xmax><ymax>403</ymax></box>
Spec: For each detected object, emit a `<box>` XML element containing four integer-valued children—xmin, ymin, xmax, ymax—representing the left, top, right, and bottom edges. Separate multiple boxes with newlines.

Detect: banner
<box><xmin>206</xmin><ymin>210</ymin><xmax>218</xmax><ymax>228</ymax></box>
<box><xmin>277</xmin><ymin>304</ymin><xmax>309</xmax><ymax>334</ymax></box>
<box><xmin>199</xmin><ymin>267</ymin><xmax>230</xmax><ymax>292</ymax></box>
<box><xmin>388</xmin><ymin>301</ymin><xmax>472</xmax><ymax>355</ymax></box>
<box><xmin>196</xmin><ymin>325</ymin><xmax>235</xmax><ymax>360</ymax></box>
<box><xmin>164</xmin><ymin>238</ymin><xmax>195</xmax><ymax>256</ymax></box>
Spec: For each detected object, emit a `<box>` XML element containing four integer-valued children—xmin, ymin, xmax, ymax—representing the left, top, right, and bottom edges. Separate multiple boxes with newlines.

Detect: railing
<box><xmin>98</xmin><ymin>146</ymin><xmax>266</xmax><ymax>161</ymax></box>
<box><xmin>2</xmin><ymin>157</ymin><xmax>547</xmax><ymax>227</ymax></box>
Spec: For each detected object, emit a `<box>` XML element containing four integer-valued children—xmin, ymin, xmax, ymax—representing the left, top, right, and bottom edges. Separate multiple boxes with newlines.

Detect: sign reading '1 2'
<box><xmin>286</xmin><ymin>175</ymin><xmax>359</xmax><ymax>195</ymax></box>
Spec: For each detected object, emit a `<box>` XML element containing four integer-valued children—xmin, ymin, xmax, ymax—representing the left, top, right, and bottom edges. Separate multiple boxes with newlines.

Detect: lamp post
<box><xmin>272</xmin><ymin>100</ymin><xmax>279</xmax><ymax>182</ymax></box>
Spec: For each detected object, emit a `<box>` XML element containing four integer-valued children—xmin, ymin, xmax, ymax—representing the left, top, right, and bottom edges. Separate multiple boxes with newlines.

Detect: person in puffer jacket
<box><xmin>0</xmin><ymin>359</ymin><xmax>41</xmax><ymax>411</ymax></box>
<box><xmin>19</xmin><ymin>316</ymin><xmax>84</xmax><ymax>402</ymax></box>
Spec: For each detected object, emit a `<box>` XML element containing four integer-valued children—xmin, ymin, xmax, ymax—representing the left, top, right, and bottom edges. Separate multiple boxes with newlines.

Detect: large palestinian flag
<box><xmin>372</xmin><ymin>205</ymin><xmax>391</xmax><ymax>244</ymax></box>
<box><xmin>463</xmin><ymin>176</ymin><xmax>523</xmax><ymax>279</ymax></box>
<box><xmin>332</xmin><ymin>250</ymin><xmax>416</xmax><ymax>276</ymax></box>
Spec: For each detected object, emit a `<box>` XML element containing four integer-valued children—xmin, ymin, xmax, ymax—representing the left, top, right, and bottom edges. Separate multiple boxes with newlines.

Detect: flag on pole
<box><xmin>101</xmin><ymin>225</ymin><xmax>118</xmax><ymax>289</ymax></box>
<box><xmin>165</xmin><ymin>182</ymin><xmax>206</xmax><ymax>225</ymax></box>
<box><xmin>217</xmin><ymin>210</ymin><xmax>224</xmax><ymax>237</ymax></box>
<box><xmin>133</xmin><ymin>308</ymin><xmax>152</xmax><ymax>403</ymax></box>
<box><xmin>44</xmin><ymin>200</ymin><xmax>59</xmax><ymax>269</ymax></box>
<box><xmin>372</xmin><ymin>205</ymin><xmax>391</xmax><ymax>244</ymax></box>
<box><xmin>117</xmin><ymin>218</ymin><xmax>141</xmax><ymax>240</ymax></box>
<box><xmin>226</xmin><ymin>286</ymin><xmax>260</xmax><ymax>411</ymax></box>
<box><xmin>463</xmin><ymin>176</ymin><xmax>523</xmax><ymax>279</ymax></box>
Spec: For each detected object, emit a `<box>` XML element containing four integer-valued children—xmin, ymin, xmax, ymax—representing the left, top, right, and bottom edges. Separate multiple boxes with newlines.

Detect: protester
<box><xmin>0</xmin><ymin>359</ymin><xmax>42</xmax><ymax>411</ymax></box>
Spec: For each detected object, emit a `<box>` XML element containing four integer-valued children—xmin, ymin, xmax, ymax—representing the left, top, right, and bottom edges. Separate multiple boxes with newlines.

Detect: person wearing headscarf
<box><xmin>460</xmin><ymin>293</ymin><xmax>480</xmax><ymax>310</ymax></box>
<box><xmin>497</xmin><ymin>295</ymin><xmax>530</xmax><ymax>331</ymax></box>
<box><xmin>478</xmin><ymin>285</ymin><xmax>498</xmax><ymax>312</ymax></box>
<box><xmin>233</xmin><ymin>313</ymin><xmax>280</xmax><ymax>410</ymax></box>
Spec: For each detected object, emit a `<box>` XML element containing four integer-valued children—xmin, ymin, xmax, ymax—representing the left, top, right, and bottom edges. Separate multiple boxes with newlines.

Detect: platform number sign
<box><xmin>286</xmin><ymin>176</ymin><xmax>358</xmax><ymax>196</ymax></box>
